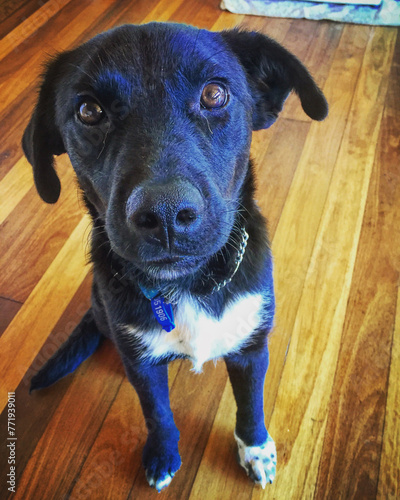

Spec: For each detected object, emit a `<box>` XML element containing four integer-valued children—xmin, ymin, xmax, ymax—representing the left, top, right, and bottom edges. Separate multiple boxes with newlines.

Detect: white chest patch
<box><xmin>123</xmin><ymin>294</ymin><xmax>264</xmax><ymax>372</ymax></box>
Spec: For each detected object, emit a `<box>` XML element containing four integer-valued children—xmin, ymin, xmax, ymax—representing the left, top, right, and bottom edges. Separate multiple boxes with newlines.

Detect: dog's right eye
<box><xmin>77</xmin><ymin>101</ymin><xmax>104</xmax><ymax>125</ymax></box>
<box><xmin>200</xmin><ymin>83</ymin><xmax>228</xmax><ymax>110</ymax></box>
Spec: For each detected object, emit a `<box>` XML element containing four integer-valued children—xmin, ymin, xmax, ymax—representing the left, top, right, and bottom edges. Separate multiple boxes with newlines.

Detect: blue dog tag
<box><xmin>139</xmin><ymin>284</ymin><xmax>175</xmax><ymax>332</ymax></box>
<box><xmin>150</xmin><ymin>296</ymin><xmax>175</xmax><ymax>332</ymax></box>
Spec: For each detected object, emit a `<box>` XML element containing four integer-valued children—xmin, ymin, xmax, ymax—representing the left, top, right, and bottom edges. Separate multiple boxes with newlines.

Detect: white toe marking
<box><xmin>146</xmin><ymin>472</ymin><xmax>173</xmax><ymax>491</ymax></box>
<box><xmin>155</xmin><ymin>474</ymin><xmax>173</xmax><ymax>491</ymax></box>
<box><xmin>235</xmin><ymin>432</ymin><xmax>277</xmax><ymax>488</ymax></box>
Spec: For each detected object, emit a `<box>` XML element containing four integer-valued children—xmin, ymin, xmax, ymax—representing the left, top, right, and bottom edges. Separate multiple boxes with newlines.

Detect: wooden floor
<box><xmin>0</xmin><ymin>0</ymin><xmax>399</xmax><ymax>498</ymax></box>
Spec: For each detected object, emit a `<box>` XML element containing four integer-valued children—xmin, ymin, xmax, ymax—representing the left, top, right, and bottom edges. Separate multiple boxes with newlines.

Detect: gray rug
<box><xmin>221</xmin><ymin>0</ymin><xmax>400</xmax><ymax>25</ymax></box>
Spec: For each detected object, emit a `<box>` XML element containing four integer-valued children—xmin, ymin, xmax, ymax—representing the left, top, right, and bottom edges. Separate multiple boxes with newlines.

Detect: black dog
<box><xmin>23</xmin><ymin>22</ymin><xmax>327</xmax><ymax>491</ymax></box>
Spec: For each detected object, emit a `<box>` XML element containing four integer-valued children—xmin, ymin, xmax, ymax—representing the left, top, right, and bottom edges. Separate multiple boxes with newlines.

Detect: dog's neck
<box><xmin>105</xmin><ymin>222</ymin><xmax>249</xmax><ymax>302</ymax></box>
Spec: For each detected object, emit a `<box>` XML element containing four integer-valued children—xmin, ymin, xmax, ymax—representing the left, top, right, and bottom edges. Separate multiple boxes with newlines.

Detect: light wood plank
<box><xmin>0</xmin><ymin>273</ymin><xmax>92</xmax><ymax>496</ymax></box>
<box><xmin>189</xmin><ymin>379</ymin><xmax>250</xmax><ymax>500</ymax></box>
<box><xmin>254</xmin><ymin>118</ymin><xmax>310</xmax><ymax>239</ymax></box>
<box><xmin>210</xmin><ymin>11</ymin><xmax>245</xmax><ymax>31</ymax></box>
<box><xmin>0</xmin><ymin>215</ymin><xmax>91</xmax><ymax>413</ymax></box>
<box><xmin>253</xmin><ymin>26</ymin><xmax>397</xmax><ymax>499</ymax></box>
<box><xmin>0</xmin><ymin>156</ymin><xmax>33</xmax><ymax>225</ymax></box>
<box><xmin>142</xmin><ymin>0</ymin><xmax>187</xmax><ymax>24</ymax></box>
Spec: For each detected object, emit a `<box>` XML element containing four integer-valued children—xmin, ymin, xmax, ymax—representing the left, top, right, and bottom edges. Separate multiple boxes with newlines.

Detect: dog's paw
<box><xmin>235</xmin><ymin>432</ymin><xmax>276</xmax><ymax>488</ymax></box>
<box><xmin>143</xmin><ymin>438</ymin><xmax>181</xmax><ymax>492</ymax></box>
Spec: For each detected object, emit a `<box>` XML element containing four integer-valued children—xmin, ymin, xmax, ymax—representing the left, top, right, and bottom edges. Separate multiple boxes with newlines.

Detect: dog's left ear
<box><xmin>221</xmin><ymin>29</ymin><xmax>328</xmax><ymax>130</ymax></box>
<box><xmin>22</xmin><ymin>52</ymin><xmax>70</xmax><ymax>204</ymax></box>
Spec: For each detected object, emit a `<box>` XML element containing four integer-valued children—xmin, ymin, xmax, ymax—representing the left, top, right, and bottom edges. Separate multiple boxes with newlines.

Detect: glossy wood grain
<box><xmin>0</xmin><ymin>1</ymin><xmax>398</xmax><ymax>499</ymax></box>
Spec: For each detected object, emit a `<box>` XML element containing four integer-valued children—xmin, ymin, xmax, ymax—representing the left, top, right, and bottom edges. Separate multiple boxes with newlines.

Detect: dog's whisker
<box><xmin>97</xmin><ymin>123</ymin><xmax>111</xmax><ymax>159</ymax></box>
<box><xmin>67</xmin><ymin>63</ymin><xmax>97</xmax><ymax>83</ymax></box>
<box><xmin>204</xmin><ymin>115</ymin><xmax>213</xmax><ymax>135</ymax></box>
<box><xmin>236</xmin><ymin>201</ymin><xmax>252</xmax><ymax>217</ymax></box>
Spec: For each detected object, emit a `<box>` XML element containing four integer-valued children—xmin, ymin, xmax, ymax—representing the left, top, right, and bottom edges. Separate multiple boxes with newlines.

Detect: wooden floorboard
<box><xmin>0</xmin><ymin>298</ymin><xmax>22</xmax><ymax>337</ymax></box>
<box><xmin>0</xmin><ymin>0</ymin><xmax>398</xmax><ymax>498</ymax></box>
<box><xmin>316</xmin><ymin>27</ymin><xmax>400</xmax><ymax>500</ymax></box>
<box><xmin>0</xmin><ymin>0</ymin><xmax>51</xmax><ymax>39</ymax></box>
<box><xmin>376</xmin><ymin>30</ymin><xmax>400</xmax><ymax>500</ymax></box>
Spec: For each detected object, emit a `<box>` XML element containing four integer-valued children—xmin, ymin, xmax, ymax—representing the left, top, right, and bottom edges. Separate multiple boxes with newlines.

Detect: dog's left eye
<box><xmin>200</xmin><ymin>83</ymin><xmax>228</xmax><ymax>110</ymax></box>
<box><xmin>77</xmin><ymin>101</ymin><xmax>104</xmax><ymax>125</ymax></box>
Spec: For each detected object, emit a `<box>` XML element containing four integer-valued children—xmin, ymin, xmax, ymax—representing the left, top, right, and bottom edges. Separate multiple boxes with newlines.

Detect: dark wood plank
<box><xmin>0</xmin><ymin>0</ymin><xmax>50</xmax><ymax>39</ymax></box>
<box><xmin>12</xmin><ymin>341</ymin><xmax>124</xmax><ymax>500</ymax></box>
<box><xmin>378</xmin><ymin>290</ymin><xmax>400</xmax><ymax>500</ymax></box>
<box><xmin>0</xmin><ymin>297</ymin><xmax>22</xmax><ymax>337</ymax></box>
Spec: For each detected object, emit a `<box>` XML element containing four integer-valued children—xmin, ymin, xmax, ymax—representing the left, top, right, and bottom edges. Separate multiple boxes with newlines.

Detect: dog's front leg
<box><xmin>123</xmin><ymin>360</ymin><xmax>181</xmax><ymax>491</ymax></box>
<box><xmin>225</xmin><ymin>346</ymin><xmax>276</xmax><ymax>488</ymax></box>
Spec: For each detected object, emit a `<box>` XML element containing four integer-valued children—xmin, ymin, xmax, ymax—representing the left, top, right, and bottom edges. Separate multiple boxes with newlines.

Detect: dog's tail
<box><xmin>30</xmin><ymin>308</ymin><xmax>103</xmax><ymax>392</ymax></box>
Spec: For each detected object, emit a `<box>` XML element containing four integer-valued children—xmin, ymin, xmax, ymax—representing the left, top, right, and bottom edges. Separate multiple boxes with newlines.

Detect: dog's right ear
<box><xmin>22</xmin><ymin>53</ymin><xmax>69</xmax><ymax>204</ymax></box>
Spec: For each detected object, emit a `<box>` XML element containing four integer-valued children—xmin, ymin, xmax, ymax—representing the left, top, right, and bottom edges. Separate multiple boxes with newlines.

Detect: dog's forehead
<box><xmin>74</xmin><ymin>23</ymin><xmax>244</xmax><ymax>96</ymax></box>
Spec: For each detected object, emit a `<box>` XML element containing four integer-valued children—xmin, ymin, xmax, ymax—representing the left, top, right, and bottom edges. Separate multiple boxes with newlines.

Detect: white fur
<box><xmin>235</xmin><ymin>432</ymin><xmax>277</xmax><ymax>488</ymax></box>
<box><xmin>146</xmin><ymin>471</ymin><xmax>173</xmax><ymax>491</ymax></box>
<box><xmin>123</xmin><ymin>293</ymin><xmax>264</xmax><ymax>371</ymax></box>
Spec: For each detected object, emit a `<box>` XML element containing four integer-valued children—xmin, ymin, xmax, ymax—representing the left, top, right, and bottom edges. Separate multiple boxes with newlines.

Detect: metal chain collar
<box><xmin>211</xmin><ymin>226</ymin><xmax>249</xmax><ymax>294</ymax></box>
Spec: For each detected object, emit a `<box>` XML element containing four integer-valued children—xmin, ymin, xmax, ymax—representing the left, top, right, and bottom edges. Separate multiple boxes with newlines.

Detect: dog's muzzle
<box><xmin>126</xmin><ymin>179</ymin><xmax>205</xmax><ymax>256</ymax></box>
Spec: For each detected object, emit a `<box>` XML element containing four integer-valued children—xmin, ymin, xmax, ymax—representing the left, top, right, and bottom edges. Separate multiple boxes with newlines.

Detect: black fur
<box><xmin>23</xmin><ymin>22</ymin><xmax>327</xmax><ymax>490</ymax></box>
<box><xmin>29</xmin><ymin>309</ymin><xmax>102</xmax><ymax>392</ymax></box>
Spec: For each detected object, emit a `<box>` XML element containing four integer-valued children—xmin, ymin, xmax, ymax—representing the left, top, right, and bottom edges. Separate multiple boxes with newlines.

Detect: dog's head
<box><xmin>22</xmin><ymin>23</ymin><xmax>327</xmax><ymax>280</ymax></box>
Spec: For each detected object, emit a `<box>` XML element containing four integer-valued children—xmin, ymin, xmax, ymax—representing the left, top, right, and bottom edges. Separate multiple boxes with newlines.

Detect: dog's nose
<box><xmin>126</xmin><ymin>180</ymin><xmax>204</xmax><ymax>245</ymax></box>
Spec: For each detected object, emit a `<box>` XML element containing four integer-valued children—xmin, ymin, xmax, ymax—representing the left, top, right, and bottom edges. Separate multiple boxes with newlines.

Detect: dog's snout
<box><xmin>133</xmin><ymin>205</ymin><xmax>198</xmax><ymax>231</ymax></box>
<box><xmin>126</xmin><ymin>181</ymin><xmax>204</xmax><ymax>246</ymax></box>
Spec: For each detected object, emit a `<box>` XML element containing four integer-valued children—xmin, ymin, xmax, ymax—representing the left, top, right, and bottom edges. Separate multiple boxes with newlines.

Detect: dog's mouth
<box><xmin>142</xmin><ymin>254</ymin><xmax>207</xmax><ymax>280</ymax></box>
<box><xmin>147</xmin><ymin>257</ymin><xmax>183</xmax><ymax>265</ymax></box>
<box><xmin>106</xmin><ymin>231</ymin><xmax>212</xmax><ymax>281</ymax></box>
